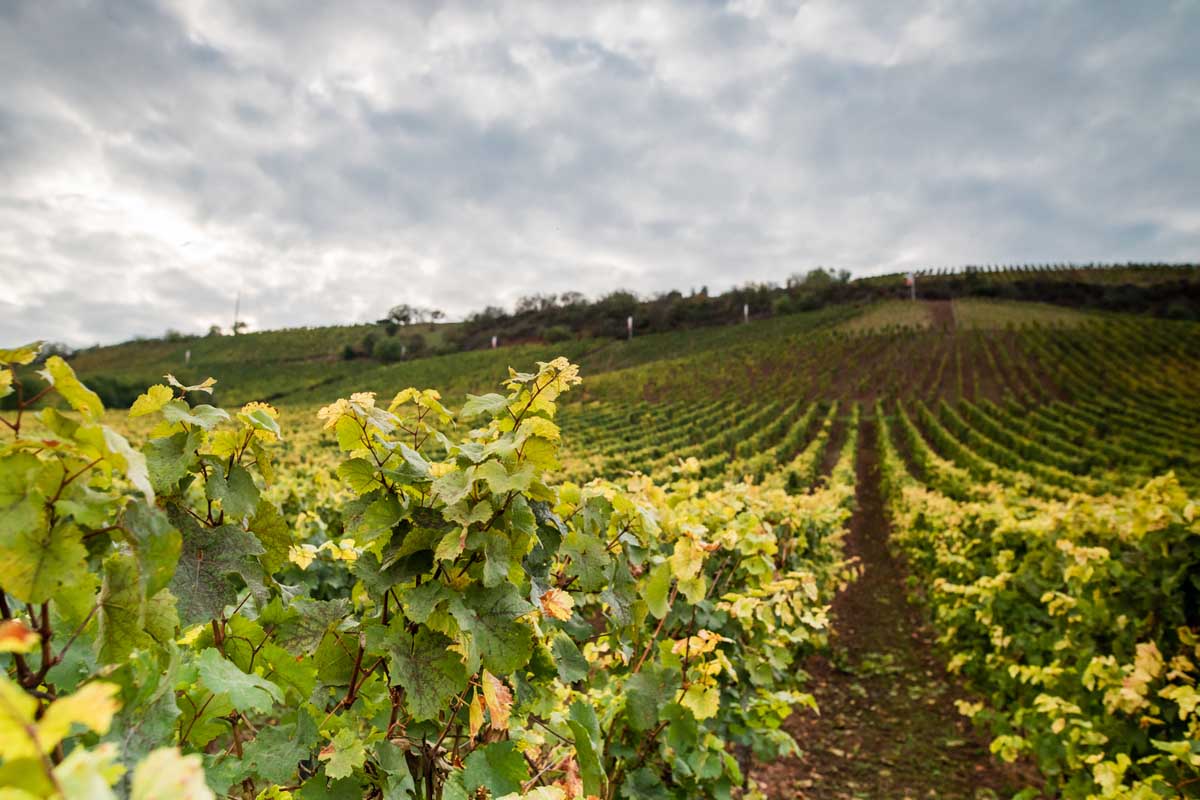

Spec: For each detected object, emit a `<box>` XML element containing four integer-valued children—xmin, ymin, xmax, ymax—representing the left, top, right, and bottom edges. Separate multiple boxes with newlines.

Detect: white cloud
<box><xmin>0</xmin><ymin>0</ymin><xmax>1197</xmax><ymax>346</ymax></box>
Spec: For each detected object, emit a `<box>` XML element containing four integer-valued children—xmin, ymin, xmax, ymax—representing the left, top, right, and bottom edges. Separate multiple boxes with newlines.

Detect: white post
<box><xmin>905</xmin><ymin>272</ymin><xmax>916</xmax><ymax>301</ymax></box>
<box><xmin>626</xmin><ymin>315</ymin><xmax>633</xmax><ymax>341</ymax></box>
<box><xmin>491</xmin><ymin>335</ymin><xmax>498</xmax><ymax>349</ymax></box>
<box><xmin>743</xmin><ymin>303</ymin><xmax>749</xmax><ymax>323</ymax></box>
<box><xmin>184</xmin><ymin>349</ymin><xmax>191</xmax><ymax>365</ymax></box>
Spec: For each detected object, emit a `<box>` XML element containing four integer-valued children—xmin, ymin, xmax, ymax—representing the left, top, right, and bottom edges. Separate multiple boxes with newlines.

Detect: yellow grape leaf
<box><xmin>469</xmin><ymin>692</ymin><xmax>485</xmax><ymax>739</ymax></box>
<box><xmin>0</xmin><ymin>342</ymin><xmax>42</xmax><ymax>365</ymax></box>
<box><xmin>53</xmin><ymin>741</ymin><xmax>125</xmax><ymax>799</ymax></box>
<box><xmin>0</xmin><ymin>675</ymin><xmax>39</xmax><ymax>760</ymax></box>
<box><xmin>668</xmin><ymin>538</ymin><xmax>704</xmax><ymax>582</ymax></box>
<box><xmin>0</xmin><ymin>620</ymin><xmax>38</xmax><ymax>654</ymax></box>
<box><xmin>129</xmin><ymin>385</ymin><xmax>174</xmax><ymax>417</ymax></box>
<box><xmin>482</xmin><ymin>670</ymin><xmax>513</xmax><ymax>731</ymax></box>
<box><xmin>538</xmin><ymin>588</ymin><xmax>574</xmax><ymax>621</ymax></box>
<box><xmin>680</xmin><ymin>684</ymin><xmax>720</xmax><ymax>721</ymax></box>
<box><xmin>37</xmin><ymin>682</ymin><xmax>121</xmax><ymax>752</ymax></box>
<box><xmin>131</xmin><ymin>747</ymin><xmax>214</xmax><ymax>800</ymax></box>
<box><xmin>164</xmin><ymin>374</ymin><xmax>216</xmax><ymax>394</ymax></box>
<box><xmin>41</xmin><ymin>356</ymin><xmax>104</xmax><ymax>421</ymax></box>
<box><xmin>0</xmin><ymin>368</ymin><xmax>12</xmax><ymax>401</ymax></box>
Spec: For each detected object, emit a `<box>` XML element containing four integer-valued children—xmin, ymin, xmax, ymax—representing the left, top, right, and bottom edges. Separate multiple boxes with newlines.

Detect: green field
<box><xmin>2</xmin><ymin>292</ymin><xmax>1198</xmax><ymax>800</ymax></box>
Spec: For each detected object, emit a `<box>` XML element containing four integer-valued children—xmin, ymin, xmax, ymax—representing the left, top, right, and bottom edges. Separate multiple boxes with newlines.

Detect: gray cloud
<box><xmin>1</xmin><ymin>0</ymin><xmax>1197</xmax><ymax>346</ymax></box>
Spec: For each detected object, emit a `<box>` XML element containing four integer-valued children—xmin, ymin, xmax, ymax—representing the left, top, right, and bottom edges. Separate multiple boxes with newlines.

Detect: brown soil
<box><xmin>927</xmin><ymin>301</ymin><xmax>957</xmax><ymax>331</ymax></box>
<box><xmin>751</xmin><ymin>419</ymin><xmax>1037</xmax><ymax>799</ymax></box>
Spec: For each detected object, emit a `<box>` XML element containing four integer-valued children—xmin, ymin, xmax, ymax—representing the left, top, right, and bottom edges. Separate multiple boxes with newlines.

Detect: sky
<box><xmin>1</xmin><ymin>1</ymin><xmax>1197</xmax><ymax>347</ymax></box>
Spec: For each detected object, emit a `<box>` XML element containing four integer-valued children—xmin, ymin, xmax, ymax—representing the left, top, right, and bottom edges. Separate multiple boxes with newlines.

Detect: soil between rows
<box><xmin>752</xmin><ymin>418</ymin><xmax>1035</xmax><ymax>799</ymax></box>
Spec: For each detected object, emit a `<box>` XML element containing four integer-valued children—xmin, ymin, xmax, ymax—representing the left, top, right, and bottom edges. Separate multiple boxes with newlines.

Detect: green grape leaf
<box><xmin>129</xmin><ymin>385</ymin><xmax>174</xmax><ymax>418</ymax></box>
<box><xmin>461</xmin><ymin>741</ymin><xmax>529</xmax><ymax>797</ymax></box>
<box><xmin>387</xmin><ymin>627</ymin><xmax>468</xmax><ymax>722</ymax></box>
<box><xmin>550</xmin><ymin>632</ymin><xmax>589</xmax><ymax>684</ymax></box>
<box><xmin>625</xmin><ymin>665</ymin><xmax>677</xmax><ymax>732</ymax></box>
<box><xmin>476</xmin><ymin>461</ymin><xmax>535</xmax><ymax>494</ymax></box>
<box><xmin>432</xmin><ymin>468</ymin><xmax>473</xmax><ymax>506</ymax></box>
<box><xmin>240</xmin><ymin>408</ymin><xmax>281</xmax><ymax>438</ymax></box>
<box><xmin>568</xmin><ymin>701</ymin><xmax>604</xmax><ymax>798</ymax></box>
<box><xmin>348</xmin><ymin>494</ymin><xmax>402</xmax><ymax>552</ymax></box>
<box><xmin>334</xmin><ymin>415</ymin><xmax>363</xmax><ymax>452</ymax></box>
<box><xmin>119</xmin><ymin>501</ymin><xmax>180</xmax><ymax>597</ymax></box>
<box><xmin>400</xmin><ymin>582</ymin><xmax>450</xmax><ymax>625</ymax></box>
<box><xmin>167</xmin><ymin>507</ymin><xmax>266</xmax><ymax>625</ymax></box>
<box><xmin>204</xmin><ymin>463</ymin><xmax>260</xmax><ymax>521</ymax></box>
<box><xmin>336</xmin><ymin>458</ymin><xmax>381</xmax><ymax>495</ymax></box>
<box><xmin>482</xmin><ymin>531</ymin><xmax>511</xmax><ymax>587</ymax></box>
<box><xmin>145</xmin><ymin>430</ymin><xmax>201</xmax><ymax>494</ymax></box>
<box><xmin>450</xmin><ymin>584</ymin><xmax>535</xmax><ymax>675</ymax></box>
<box><xmin>243</xmin><ymin>713</ymin><xmax>317</xmax><ymax>784</ymax></box>
<box><xmin>319</xmin><ymin>728</ymin><xmax>366</xmax><ymax>781</ymax></box>
<box><xmin>459</xmin><ymin>393</ymin><xmax>510</xmax><ymax>420</ymax></box>
<box><xmin>272</xmin><ymin>599</ymin><xmax>350</xmax><ymax>656</ymax></box>
<box><xmin>643</xmin><ymin>562</ymin><xmax>673</xmax><ymax>620</ymax></box>
<box><xmin>97</xmin><ymin>553</ymin><xmax>178</xmax><ymax>663</ymax></box>
<box><xmin>40</xmin><ymin>356</ymin><xmax>104</xmax><ymax>421</ymax></box>
<box><xmin>196</xmin><ymin>648</ymin><xmax>282</xmax><ymax>714</ymax></box>
<box><xmin>562</xmin><ymin>529</ymin><xmax>608</xmax><ymax>592</ymax></box>
<box><xmin>248</xmin><ymin>499</ymin><xmax>291</xmax><ymax>574</ymax></box>
<box><xmin>161</xmin><ymin>400</ymin><xmax>229</xmax><ymax>431</ymax></box>
<box><xmin>381</xmin><ymin>443</ymin><xmax>432</xmax><ymax>485</ymax></box>
<box><xmin>0</xmin><ymin>517</ymin><xmax>87</xmax><ymax>605</ymax></box>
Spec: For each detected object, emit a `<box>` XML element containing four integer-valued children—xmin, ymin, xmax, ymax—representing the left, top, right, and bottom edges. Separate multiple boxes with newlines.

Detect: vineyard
<box><xmin>1</xmin><ymin>297</ymin><xmax>1198</xmax><ymax>799</ymax></box>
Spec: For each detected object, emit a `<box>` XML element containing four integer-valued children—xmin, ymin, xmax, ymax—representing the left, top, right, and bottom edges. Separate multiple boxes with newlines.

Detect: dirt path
<box><xmin>753</xmin><ymin>419</ymin><xmax>1033</xmax><ymax>799</ymax></box>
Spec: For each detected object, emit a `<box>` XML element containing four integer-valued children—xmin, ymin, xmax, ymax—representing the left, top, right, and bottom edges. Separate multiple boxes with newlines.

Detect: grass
<box><xmin>952</xmin><ymin>298</ymin><xmax>1093</xmax><ymax>329</ymax></box>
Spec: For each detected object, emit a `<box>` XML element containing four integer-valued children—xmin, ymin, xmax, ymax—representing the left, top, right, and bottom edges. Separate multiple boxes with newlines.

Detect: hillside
<box><xmin>60</xmin><ymin>263</ymin><xmax>1199</xmax><ymax>410</ymax></box>
<box><xmin>4</xmin><ymin>291</ymin><xmax>1199</xmax><ymax>799</ymax></box>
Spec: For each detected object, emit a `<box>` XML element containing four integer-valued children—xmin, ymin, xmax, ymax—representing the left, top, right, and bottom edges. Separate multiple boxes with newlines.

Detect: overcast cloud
<box><xmin>1</xmin><ymin>1</ymin><xmax>1197</xmax><ymax>346</ymax></box>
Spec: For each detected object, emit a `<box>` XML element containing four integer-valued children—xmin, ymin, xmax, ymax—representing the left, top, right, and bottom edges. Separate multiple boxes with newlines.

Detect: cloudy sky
<box><xmin>2</xmin><ymin>1</ymin><xmax>1197</xmax><ymax>346</ymax></box>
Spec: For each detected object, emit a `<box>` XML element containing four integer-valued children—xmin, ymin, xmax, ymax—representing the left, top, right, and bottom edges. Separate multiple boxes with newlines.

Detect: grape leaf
<box><xmin>461</xmin><ymin>741</ymin><xmax>529</xmax><ymax>797</ymax></box>
<box><xmin>643</xmin><ymin>562</ymin><xmax>672</xmax><ymax>620</ymax></box>
<box><xmin>568</xmin><ymin>701</ymin><xmax>604</xmax><ymax>798</ymax></box>
<box><xmin>0</xmin><ymin>341</ymin><xmax>42</xmax><ymax>365</ymax></box>
<box><xmin>387</xmin><ymin>627</ymin><xmax>468</xmax><ymax>722</ymax></box>
<box><xmin>243</xmin><ymin>713</ymin><xmax>317</xmax><ymax>784</ymax></box>
<box><xmin>0</xmin><ymin>518</ymin><xmax>87</xmax><ymax>605</ymax></box>
<box><xmin>550</xmin><ymin>632</ymin><xmax>589</xmax><ymax>684</ymax></box>
<box><xmin>97</xmin><ymin>553</ymin><xmax>178</xmax><ymax>664</ymax></box>
<box><xmin>196</xmin><ymin>648</ymin><xmax>282</xmax><ymax>714</ymax></box>
<box><xmin>562</xmin><ymin>529</ymin><xmax>608</xmax><ymax>592</ymax></box>
<box><xmin>145</xmin><ymin>430</ymin><xmax>201</xmax><ymax>494</ymax></box>
<box><xmin>129</xmin><ymin>385</ymin><xmax>174</xmax><ymax>418</ymax></box>
<box><xmin>482</xmin><ymin>531</ymin><xmax>511</xmax><ymax>587</ymax></box>
<box><xmin>167</xmin><ymin>506</ymin><xmax>265</xmax><ymax>625</ymax></box>
<box><xmin>449</xmin><ymin>584</ymin><xmax>534</xmax><ymax>674</ymax></box>
<box><xmin>319</xmin><ymin>728</ymin><xmax>366</xmax><ymax>780</ymax></box>
<box><xmin>119</xmin><ymin>501</ymin><xmax>180</xmax><ymax>597</ymax></box>
<box><xmin>459</xmin><ymin>393</ymin><xmax>510</xmax><ymax>420</ymax></box>
<box><xmin>336</xmin><ymin>458</ymin><xmax>380</xmax><ymax>495</ymax></box>
<box><xmin>205</xmin><ymin>463</ymin><xmax>260</xmax><ymax>521</ymax></box>
<box><xmin>476</xmin><ymin>461</ymin><xmax>534</xmax><ymax>494</ymax></box>
<box><xmin>41</xmin><ymin>356</ymin><xmax>104</xmax><ymax>421</ymax></box>
<box><xmin>130</xmin><ymin>748</ymin><xmax>213</xmax><ymax>800</ymax></box>
<box><xmin>248</xmin><ymin>499</ymin><xmax>291</xmax><ymax>574</ymax></box>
